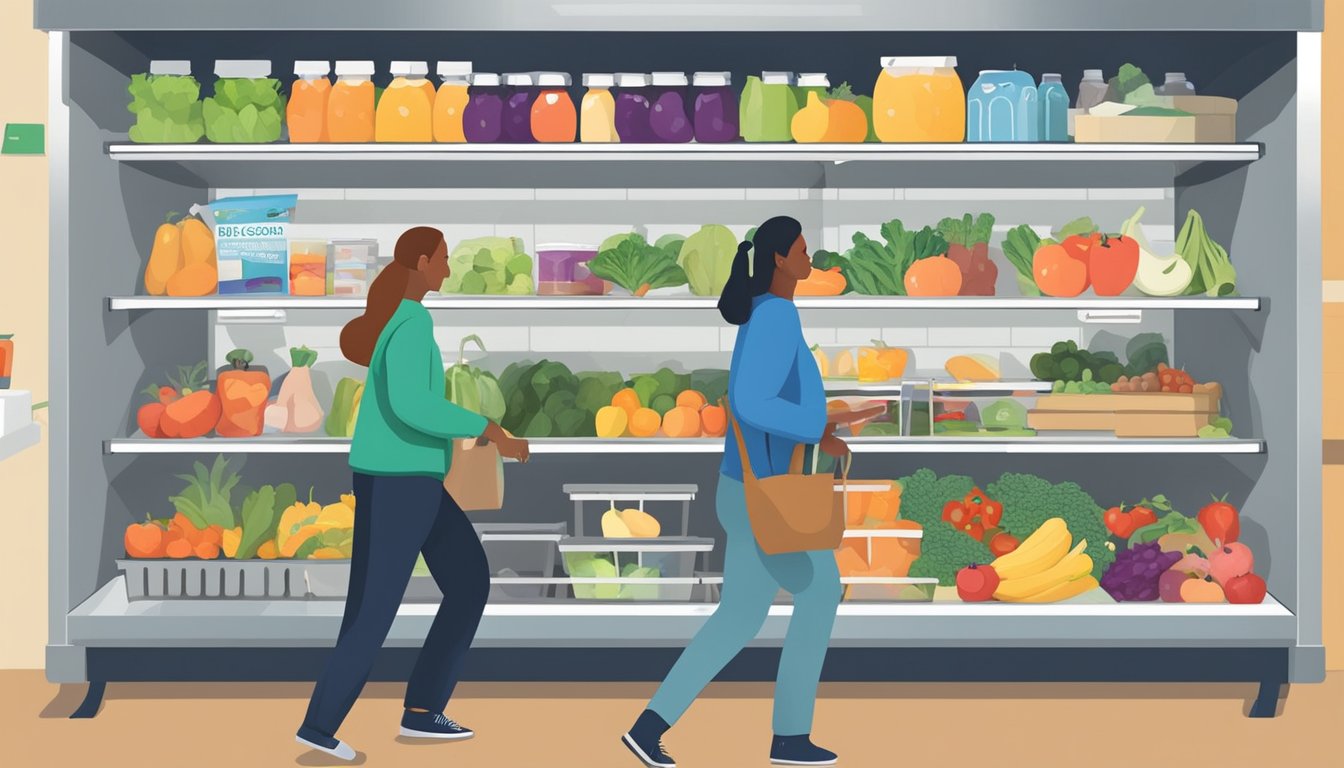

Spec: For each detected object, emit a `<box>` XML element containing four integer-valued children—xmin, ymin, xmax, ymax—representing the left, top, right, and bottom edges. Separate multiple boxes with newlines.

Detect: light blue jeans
<box><xmin>648</xmin><ymin>473</ymin><xmax>842</xmax><ymax>736</ymax></box>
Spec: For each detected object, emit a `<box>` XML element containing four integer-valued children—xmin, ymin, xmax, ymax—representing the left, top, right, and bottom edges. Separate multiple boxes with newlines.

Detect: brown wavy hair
<box><xmin>339</xmin><ymin>226</ymin><xmax>446</xmax><ymax>367</ymax></box>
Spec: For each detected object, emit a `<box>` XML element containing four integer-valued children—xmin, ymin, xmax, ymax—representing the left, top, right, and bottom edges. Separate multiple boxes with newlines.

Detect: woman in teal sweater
<box><xmin>297</xmin><ymin>226</ymin><xmax>529</xmax><ymax>761</ymax></box>
<box><xmin>624</xmin><ymin>217</ymin><xmax>865</xmax><ymax>768</ymax></box>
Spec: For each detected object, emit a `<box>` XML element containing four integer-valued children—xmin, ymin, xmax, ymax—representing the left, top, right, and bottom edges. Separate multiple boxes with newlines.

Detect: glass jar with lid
<box><xmin>873</xmin><ymin>56</ymin><xmax>965</xmax><ymax>142</ymax></box>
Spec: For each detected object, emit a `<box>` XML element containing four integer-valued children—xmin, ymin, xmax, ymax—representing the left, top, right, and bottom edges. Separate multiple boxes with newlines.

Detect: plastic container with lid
<box><xmin>129</xmin><ymin>61</ymin><xmax>205</xmax><ymax>144</ymax></box>
<box><xmin>207</xmin><ymin>60</ymin><xmax>284</xmax><ymax>144</ymax></box>
<box><xmin>501</xmin><ymin>73</ymin><xmax>538</xmax><ymax>143</ymax></box>
<box><xmin>580</xmin><ymin>73</ymin><xmax>619</xmax><ymax>143</ymax></box>
<box><xmin>376</xmin><ymin>61</ymin><xmax>434</xmax><ymax>142</ymax></box>
<box><xmin>432</xmin><ymin>61</ymin><xmax>472</xmax><ymax>143</ymax></box>
<box><xmin>614</xmin><ymin>73</ymin><xmax>652</xmax><ymax>143</ymax></box>
<box><xmin>740</xmin><ymin>71</ymin><xmax>798</xmax><ymax>142</ymax></box>
<box><xmin>463</xmin><ymin>72</ymin><xmax>506</xmax><ymax>143</ymax></box>
<box><xmin>873</xmin><ymin>56</ymin><xmax>965</xmax><ymax>143</ymax></box>
<box><xmin>327</xmin><ymin>61</ymin><xmax>375</xmax><ymax>142</ymax></box>
<box><xmin>649</xmin><ymin>72</ymin><xmax>692</xmax><ymax>143</ymax></box>
<box><xmin>560</xmin><ymin>537</ymin><xmax>712</xmax><ymax>601</ymax></box>
<box><xmin>327</xmin><ymin>238</ymin><xmax>379</xmax><ymax>296</ymax></box>
<box><xmin>535</xmin><ymin>244</ymin><xmax>607</xmax><ymax>295</ymax></box>
<box><xmin>692</xmin><ymin>72</ymin><xmax>738</xmax><ymax>143</ymax></box>
<box><xmin>796</xmin><ymin>72</ymin><xmax>831</xmax><ymax>102</ymax></box>
<box><xmin>288</xmin><ymin>240</ymin><xmax>328</xmax><ymax>296</ymax></box>
<box><xmin>287</xmin><ymin>61</ymin><xmax>331</xmax><ymax>143</ymax></box>
<box><xmin>967</xmin><ymin>69</ymin><xmax>1039</xmax><ymax>142</ymax></box>
<box><xmin>1077</xmin><ymin>69</ymin><xmax>1111</xmax><ymax>111</ymax></box>
<box><xmin>1039</xmin><ymin>73</ymin><xmax>1069</xmax><ymax>142</ymax></box>
<box><xmin>1156</xmin><ymin>72</ymin><xmax>1197</xmax><ymax>96</ymax></box>
<box><xmin>531</xmin><ymin>72</ymin><xmax>577</xmax><ymax>143</ymax></box>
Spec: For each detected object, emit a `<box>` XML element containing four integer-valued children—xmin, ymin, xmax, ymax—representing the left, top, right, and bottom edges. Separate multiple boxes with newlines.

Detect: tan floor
<box><xmin>6</xmin><ymin>670</ymin><xmax>1344</xmax><ymax>768</ymax></box>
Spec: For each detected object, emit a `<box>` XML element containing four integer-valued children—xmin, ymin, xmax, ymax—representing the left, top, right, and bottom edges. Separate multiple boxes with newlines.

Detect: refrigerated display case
<box><xmin>38</xmin><ymin>0</ymin><xmax>1323</xmax><ymax>719</ymax></box>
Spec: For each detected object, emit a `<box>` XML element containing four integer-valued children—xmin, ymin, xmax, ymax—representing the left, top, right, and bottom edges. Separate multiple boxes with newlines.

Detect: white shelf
<box><xmin>0</xmin><ymin>423</ymin><xmax>41</xmax><ymax>463</ymax></box>
<box><xmin>104</xmin><ymin>435</ymin><xmax>1265</xmax><ymax>456</ymax></box>
<box><xmin>106</xmin><ymin>142</ymin><xmax>1265</xmax><ymax>163</ymax></box>
<box><xmin>107</xmin><ymin>295</ymin><xmax>1265</xmax><ymax>312</ymax></box>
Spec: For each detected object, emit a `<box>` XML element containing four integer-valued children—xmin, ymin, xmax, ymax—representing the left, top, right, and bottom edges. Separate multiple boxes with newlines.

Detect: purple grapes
<box><xmin>1100</xmin><ymin>541</ymin><xmax>1182</xmax><ymax>601</ymax></box>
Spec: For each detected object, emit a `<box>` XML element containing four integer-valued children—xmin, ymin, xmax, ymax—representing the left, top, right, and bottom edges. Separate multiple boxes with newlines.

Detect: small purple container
<box><xmin>614</xmin><ymin>73</ymin><xmax>652</xmax><ymax>143</ymax></box>
<box><xmin>693</xmin><ymin>72</ymin><xmax>739</xmax><ymax>143</ymax></box>
<box><xmin>535</xmin><ymin>244</ymin><xmax>606</xmax><ymax>296</ymax></box>
<box><xmin>463</xmin><ymin>72</ymin><xmax>505</xmax><ymax>143</ymax></box>
<box><xmin>650</xmin><ymin>72</ymin><xmax>693</xmax><ymax>143</ymax></box>
<box><xmin>502</xmin><ymin>72</ymin><xmax>538</xmax><ymax>143</ymax></box>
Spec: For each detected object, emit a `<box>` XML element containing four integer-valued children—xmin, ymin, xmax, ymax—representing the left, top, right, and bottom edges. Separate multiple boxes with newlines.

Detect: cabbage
<box><xmin>203</xmin><ymin>77</ymin><xmax>284</xmax><ymax>143</ymax></box>
<box><xmin>678</xmin><ymin>224</ymin><xmax>737</xmax><ymax>297</ymax></box>
<box><xmin>443</xmin><ymin>236</ymin><xmax>534</xmax><ymax>295</ymax></box>
<box><xmin>127</xmin><ymin>74</ymin><xmax>205</xmax><ymax>143</ymax></box>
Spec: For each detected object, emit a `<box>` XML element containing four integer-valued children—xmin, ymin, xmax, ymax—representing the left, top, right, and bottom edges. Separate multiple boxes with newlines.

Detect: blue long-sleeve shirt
<box><xmin>720</xmin><ymin>294</ymin><xmax>828</xmax><ymax>481</ymax></box>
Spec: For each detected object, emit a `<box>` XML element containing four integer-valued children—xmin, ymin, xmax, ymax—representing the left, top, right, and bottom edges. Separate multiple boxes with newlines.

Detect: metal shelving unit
<box><xmin>40</xmin><ymin>0</ymin><xmax>1324</xmax><ymax>720</ymax></box>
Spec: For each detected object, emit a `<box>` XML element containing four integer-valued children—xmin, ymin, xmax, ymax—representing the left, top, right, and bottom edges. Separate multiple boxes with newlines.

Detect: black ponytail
<box><xmin>717</xmin><ymin>215</ymin><xmax>804</xmax><ymax>326</ymax></box>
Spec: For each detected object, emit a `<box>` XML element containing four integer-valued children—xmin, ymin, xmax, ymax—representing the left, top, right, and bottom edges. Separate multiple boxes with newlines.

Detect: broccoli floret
<box><xmin>895</xmin><ymin>468</ymin><xmax>976</xmax><ymax>528</ymax></box>
<box><xmin>909</xmin><ymin>521</ymin><xmax>994</xmax><ymax>585</ymax></box>
<box><xmin>986</xmin><ymin>472</ymin><xmax>1115</xmax><ymax>580</ymax></box>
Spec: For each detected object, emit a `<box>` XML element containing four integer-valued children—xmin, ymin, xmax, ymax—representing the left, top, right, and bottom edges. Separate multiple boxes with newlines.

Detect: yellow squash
<box><xmin>145</xmin><ymin>216</ymin><xmax>183</xmax><ymax>296</ymax></box>
<box><xmin>790</xmin><ymin>92</ymin><xmax>830</xmax><ymax>143</ymax></box>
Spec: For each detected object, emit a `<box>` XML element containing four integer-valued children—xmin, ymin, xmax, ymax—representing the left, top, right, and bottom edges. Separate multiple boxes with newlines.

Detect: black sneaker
<box><xmin>622</xmin><ymin>709</ymin><xmax>676</xmax><ymax>768</ymax></box>
<box><xmin>770</xmin><ymin>734</ymin><xmax>837</xmax><ymax>766</ymax></box>
<box><xmin>399</xmin><ymin>710</ymin><xmax>475</xmax><ymax>740</ymax></box>
<box><xmin>295</xmin><ymin>725</ymin><xmax>357</xmax><ymax>762</ymax></box>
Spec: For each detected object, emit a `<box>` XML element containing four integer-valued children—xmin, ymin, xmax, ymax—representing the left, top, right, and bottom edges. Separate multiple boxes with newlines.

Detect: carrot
<box><xmin>193</xmin><ymin>541</ymin><xmax>221</xmax><ymax>560</ymax></box>
<box><xmin>634</xmin><ymin>283</ymin><xmax>652</xmax><ymax>298</ymax></box>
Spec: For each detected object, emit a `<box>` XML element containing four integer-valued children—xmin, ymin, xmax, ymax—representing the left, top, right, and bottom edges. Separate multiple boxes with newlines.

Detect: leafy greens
<box><xmin>203</xmin><ymin>77</ymin><xmax>285</xmax><ymax>143</ymax></box>
<box><xmin>127</xmin><ymin>74</ymin><xmax>206</xmax><ymax>143</ymax></box>
<box><xmin>588</xmin><ymin>235</ymin><xmax>688</xmax><ymax>296</ymax></box>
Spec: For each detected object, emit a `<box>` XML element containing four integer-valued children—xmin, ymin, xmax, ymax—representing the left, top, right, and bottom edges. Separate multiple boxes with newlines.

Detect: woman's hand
<box><xmin>819</xmin><ymin>423</ymin><xmax>850</xmax><ymax>459</ymax></box>
<box><xmin>484</xmin><ymin>422</ymin><xmax>531</xmax><ymax>463</ymax></box>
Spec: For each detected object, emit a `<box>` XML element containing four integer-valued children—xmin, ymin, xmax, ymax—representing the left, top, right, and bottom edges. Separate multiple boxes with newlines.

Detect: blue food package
<box><xmin>201</xmin><ymin>194</ymin><xmax>297</xmax><ymax>294</ymax></box>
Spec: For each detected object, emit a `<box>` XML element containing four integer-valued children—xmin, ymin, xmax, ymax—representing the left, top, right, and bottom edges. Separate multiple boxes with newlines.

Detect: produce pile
<box><xmin>441</xmin><ymin>236</ymin><xmax>534</xmax><ymax>296</ymax></box>
<box><xmin>122</xmin><ymin>456</ymin><xmax>354</xmax><ymax>561</ymax></box>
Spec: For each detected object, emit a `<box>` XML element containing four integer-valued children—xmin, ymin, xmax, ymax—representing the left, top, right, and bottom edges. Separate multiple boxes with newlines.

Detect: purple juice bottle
<box><xmin>614</xmin><ymin>73</ymin><xmax>652</xmax><ymax>143</ymax></box>
<box><xmin>649</xmin><ymin>72</ymin><xmax>693</xmax><ymax>143</ymax></box>
<box><xmin>502</xmin><ymin>72</ymin><xmax>538</xmax><ymax>143</ymax></box>
<box><xmin>462</xmin><ymin>72</ymin><xmax>505</xmax><ymax>143</ymax></box>
<box><xmin>692</xmin><ymin>71</ymin><xmax>739</xmax><ymax>143</ymax></box>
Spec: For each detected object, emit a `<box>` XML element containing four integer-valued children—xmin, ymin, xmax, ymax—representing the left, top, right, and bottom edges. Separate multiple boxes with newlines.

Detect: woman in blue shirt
<box><xmin>623</xmin><ymin>217</ymin><xmax>865</xmax><ymax>768</ymax></box>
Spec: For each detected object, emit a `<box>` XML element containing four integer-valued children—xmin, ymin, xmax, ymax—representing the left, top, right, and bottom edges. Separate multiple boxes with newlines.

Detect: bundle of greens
<box><xmin>938</xmin><ymin>213</ymin><xmax>997</xmax><ymax>295</ymax></box>
<box><xmin>588</xmin><ymin>235</ymin><xmax>688</xmax><ymax>296</ymax></box>
<box><xmin>1175</xmin><ymin>209</ymin><xmax>1237</xmax><ymax>297</ymax></box>
<box><xmin>203</xmin><ymin>77</ymin><xmax>285</xmax><ymax>143</ymax></box>
<box><xmin>127</xmin><ymin>73</ymin><xmax>206</xmax><ymax>143</ymax></box>
<box><xmin>677</xmin><ymin>225</ymin><xmax>736</xmax><ymax>297</ymax></box>
<box><xmin>1000</xmin><ymin>224</ymin><xmax>1042</xmax><ymax>296</ymax></box>
<box><xmin>844</xmin><ymin>220</ymin><xmax>947</xmax><ymax>296</ymax></box>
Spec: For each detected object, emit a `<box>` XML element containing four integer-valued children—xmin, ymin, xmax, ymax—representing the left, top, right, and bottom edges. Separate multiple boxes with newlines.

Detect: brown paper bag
<box><xmin>443</xmin><ymin>437</ymin><xmax>504</xmax><ymax>511</ymax></box>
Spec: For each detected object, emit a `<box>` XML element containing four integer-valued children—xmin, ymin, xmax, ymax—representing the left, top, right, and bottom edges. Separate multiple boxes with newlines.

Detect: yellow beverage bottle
<box><xmin>377</xmin><ymin>61</ymin><xmax>434</xmax><ymax>143</ymax></box>
<box><xmin>580</xmin><ymin>73</ymin><xmax>618</xmax><ymax>143</ymax></box>
<box><xmin>327</xmin><ymin>61</ymin><xmax>375</xmax><ymax>142</ymax></box>
<box><xmin>288</xmin><ymin>61</ymin><xmax>331</xmax><ymax>143</ymax></box>
<box><xmin>433</xmin><ymin>61</ymin><xmax>472</xmax><ymax>143</ymax></box>
<box><xmin>873</xmin><ymin>56</ymin><xmax>965</xmax><ymax>143</ymax></box>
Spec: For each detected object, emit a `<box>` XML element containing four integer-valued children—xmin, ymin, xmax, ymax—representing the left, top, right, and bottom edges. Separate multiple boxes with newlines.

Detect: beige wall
<box><xmin>0</xmin><ymin>8</ymin><xmax>1339</xmax><ymax>670</ymax></box>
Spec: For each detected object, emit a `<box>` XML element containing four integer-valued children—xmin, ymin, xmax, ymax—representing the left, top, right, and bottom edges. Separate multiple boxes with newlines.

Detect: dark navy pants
<box><xmin>301</xmin><ymin>472</ymin><xmax>490</xmax><ymax>738</ymax></box>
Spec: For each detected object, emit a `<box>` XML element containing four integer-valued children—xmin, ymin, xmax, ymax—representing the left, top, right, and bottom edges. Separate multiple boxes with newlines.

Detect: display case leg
<box><xmin>69</xmin><ymin>681</ymin><xmax>105</xmax><ymax>719</ymax></box>
<box><xmin>1248</xmin><ymin>678</ymin><xmax>1285</xmax><ymax>718</ymax></box>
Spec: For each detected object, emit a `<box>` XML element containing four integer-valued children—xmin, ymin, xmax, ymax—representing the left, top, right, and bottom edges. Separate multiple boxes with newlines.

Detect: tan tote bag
<box><xmin>444</xmin><ymin>436</ymin><xmax>505</xmax><ymax>512</ymax></box>
<box><xmin>726</xmin><ymin>401</ymin><xmax>849</xmax><ymax>555</ymax></box>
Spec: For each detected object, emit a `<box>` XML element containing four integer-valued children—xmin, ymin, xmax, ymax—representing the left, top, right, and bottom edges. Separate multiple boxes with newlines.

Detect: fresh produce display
<box><xmin>443</xmin><ymin>335</ymin><xmax>507</xmax><ymax>422</ymax></box>
<box><xmin>264</xmin><ymin>346</ymin><xmax>323</xmax><ymax>434</ymax></box>
<box><xmin>215</xmin><ymin>349</ymin><xmax>270</xmax><ymax>438</ymax></box>
<box><xmin>987</xmin><ymin>472</ymin><xmax>1115</xmax><ymax>581</ymax></box>
<box><xmin>587</xmin><ymin>234</ymin><xmax>688</xmax><ymax>296</ymax></box>
<box><xmin>1033</xmin><ymin>234</ymin><xmax>1094</xmax><ymax>297</ymax></box>
<box><xmin>139</xmin><ymin>361</ymin><xmax>221</xmax><ymax>439</ymax></box>
<box><xmin>990</xmin><ymin>519</ymin><xmax>1100</xmax><ymax>603</ymax></box>
<box><xmin>939</xmin><ymin>487</ymin><xmax>1004</xmax><ymax>542</ymax></box>
<box><xmin>1031</xmin><ymin>339</ymin><xmax>1125</xmax><ymax>386</ymax></box>
<box><xmin>324</xmin><ymin>377</ymin><xmax>364</xmax><ymax>438</ymax></box>
<box><xmin>442</xmin><ymin>236</ymin><xmax>534</xmax><ymax>295</ymax></box>
<box><xmin>127</xmin><ymin>66</ymin><xmax>206</xmax><ymax>143</ymax></box>
<box><xmin>1103</xmin><ymin>502</ymin><xmax>1158</xmax><ymax>540</ymax></box>
<box><xmin>897</xmin><ymin>469</ymin><xmax>994</xmax><ymax>585</ymax></box>
<box><xmin>601</xmin><ymin>507</ymin><xmax>662</xmax><ymax>538</ymax></box>
<box><xmin>564</xmin><ymin>553</ymin><xmax>662</xmax><ymax>600</ymax></box>
<box><xmin>677</xmin><ymin>225</ymin><xmax>736</xmax><ymax>297</ymax></box>
<box><xmin>1099</xmin><ymin>541</ymin><xmax>1182</xmax><ymax>601</ymax></box>
<box><xmin>937</xmin><ymin>213</ymin><xmax>997</xmax><ymax>295</ymax></box>
<box><xmin>819</xmin><ymin>220</ymin><xmax>949</xmax><ymax>296</ymax></box>
<box><xmin>144</xmin><ymin>212</ymin><xmax>217</xmax><ymax>297</ymax></box>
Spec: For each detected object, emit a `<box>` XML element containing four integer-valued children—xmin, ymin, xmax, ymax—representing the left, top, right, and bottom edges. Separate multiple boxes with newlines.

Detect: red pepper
<box><xmin>934</xmin><ymin>411</ymin><xmax>967</xmax><ymax>423</ymax></box>
<box><xmin>979</xmin><ymin>498</ymin><xmax>1004</xmax><ymax>528</ymax></box>
<box><xmin>962</xmin><ymin>521</ymin><xmax>986</xmax><ymax>541</ymax></box>
<box><xmin>1089</xmin><ymin>233</ymin><xmax>1141</xmax><ymax>296</ymax></box>
<box><xmin>961</xmin><ymin>487</ymin><xmax>986</xmax><ymax>519</ymax></box>
<box><xmin>1103</xmin><ymin>503</ymin><xmax>1158</xmax><ymax>539</ymax></box>
<box><xmin>942</xmin><ymin>500</ymin><xmax>971</xmax><ymax>526</ymax></box>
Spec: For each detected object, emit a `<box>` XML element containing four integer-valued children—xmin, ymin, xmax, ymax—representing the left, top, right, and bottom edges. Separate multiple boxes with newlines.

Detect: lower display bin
<box><xmin>842</xmin><ymin>577</ymin><xmax>939</xmax><ymax>602</ymax></box>
<box><xmin>117</xmin><ymin>559</ymin><xmax>351</xmax><ymax>600</ymax></box>
<box><xmin>408</xmin><ymin>523</ymin><xmax>567</xmax><ymax>603</ymax></box>
<box><xmin>559</xmin><ymin>536</ymin><xmax>714</xmax><ymax>582</ymax></box>
<box><xmin>567</xmin><ymin>577</ymin><xmax>700</xmax><ymax>601</ymax></box>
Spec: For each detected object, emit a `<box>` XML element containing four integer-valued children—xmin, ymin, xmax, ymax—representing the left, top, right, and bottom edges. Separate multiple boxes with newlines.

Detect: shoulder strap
<box><xmin>722</xmin><ymin>399</ymin><xmax>758</xmax><ymax>482</ymax></box>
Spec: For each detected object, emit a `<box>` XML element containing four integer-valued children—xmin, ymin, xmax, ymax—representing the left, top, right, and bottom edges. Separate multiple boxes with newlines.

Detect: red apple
<box><xmin>956</xmin><ymin>563</ymin><xmax>999</xmax><ymax>602</ymax></box>
<box><xmin>1209</xmin><ymin>542</ymin><xmax>1254</xmax><ymax>586</ymax></box>
<box><xmin>1224</xmin><ymin>572</ymin><xmax>1268</xmax><ymax>605</ymax></box>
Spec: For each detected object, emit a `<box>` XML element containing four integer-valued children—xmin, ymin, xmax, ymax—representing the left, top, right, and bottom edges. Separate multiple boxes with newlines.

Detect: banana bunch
<box><xmin>991</xmin><ymin>518</ymin><xmax>1099</xmax><ymax>602</ymax></box>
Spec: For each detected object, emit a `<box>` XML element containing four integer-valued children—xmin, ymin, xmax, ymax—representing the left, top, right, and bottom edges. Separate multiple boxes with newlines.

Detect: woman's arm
<box><xmin>384</xmin><ymin>314</ymin><xmax>489</xmax><ymax>440</ymax></box>
<box><xmin>733</xmin><ymin>300</ymin><xmax>827</xmax><ymax>444</ymax></box>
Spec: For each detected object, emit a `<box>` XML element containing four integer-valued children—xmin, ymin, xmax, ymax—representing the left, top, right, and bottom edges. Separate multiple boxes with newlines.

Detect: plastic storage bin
<box><xmin>842</xmin><ymin>577</ymin><xmax>938</xmax><ymax>602</ymax></box>
<box><xmin>408</xmin><ymin>522</ymin><xmax>566</xmax><ymax>602</ymax></box>
<box><xmin>835</xmin><ymin>527</ymin><xmax>922</xmax><ymax>579</ymax></box>
<box><xmin>327</xmin><ymin>238</ymin><xmax>379</xmax><ymax>296</ymax></box>
<box><xmin>535</xmin><ymin>244</ymin><xmax>606</xmax><ymax>295</ymax></box>
<box><xmin>560</xmin><ymin>537</ymin><xmax>712</xmax><ymax>601</ymax></box>
<box><xmin>117</xmin><ymin>559</ymin><xmax>351</xmax><ymax>600</ymax></box>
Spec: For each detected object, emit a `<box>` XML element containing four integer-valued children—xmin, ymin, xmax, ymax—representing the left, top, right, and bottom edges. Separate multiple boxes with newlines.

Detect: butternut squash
<box><xmin>790</xmin><ymin>92</ymin><xmax>830</xmax><ymax>143</ymax></box>
<box><xmin>165</xmin><ymin>261</ymin><xmax>218</xmax><ymax>297</ymax></box>
<box><xmin>145</xmin><ymin>214</ymin><xmax>183</xmax><ymax>296</ymax></box>
<box><xmin>179</xmin><ymin>216</ymin><xmax>216</xmax><ymax>266</ymax></box>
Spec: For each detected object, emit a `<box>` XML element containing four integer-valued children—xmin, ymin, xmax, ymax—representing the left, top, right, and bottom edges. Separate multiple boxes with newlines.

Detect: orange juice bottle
<box><xmin>873</xmin><ymin>56</ymin><xmax>965</xmax><ymax>143</ymax></box>
<box><xmin>433</xmin><ymin>61</ymin><xmax>472</xmax><ymax>143</ymax></box>
<box><xmin>377</xmin><ymin>61</ymin><xmax>435</xmax><ymax>142</ymax></box>
<box><xmin>328</xmin><ymin>61</ymin><xmax>375</xmax><ymax>142</ymax></box>
<box><xmin>288</xmin><ymin>61</ymin><xmax>331</xmax><ymax>142</ymax></box>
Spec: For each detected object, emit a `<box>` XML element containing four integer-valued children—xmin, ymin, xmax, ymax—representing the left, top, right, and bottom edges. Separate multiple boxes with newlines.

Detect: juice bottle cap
<box><xmin>761</xmin><ymin>71</ymin><xmax>794</xmax><ymax>85</ymax></box>
<box><xmin>504</xmin><ymin>72</ymin><xmax>536</xmax><ymax>86</ymax></box>
<box><xmin>149</xmin><ymin>60</ymin><xmax>192</xmax><ymax>76</ymax></box>
<box><xmin>692</xmin><ymin>72</ymin><xmax>731</xmax><ymax>87</ymax></box>
<box><xmin>390</xmin><ymin>61</ymin><xmax>430</xmax><ymax>77</ymax></box>
<box><xmin>880</xmin><ymin>56</ymin><xmax>957</xmax><ymax>70</ymax></box>
<box><xmin>215</xmin><ymin>60</ymin><xmax>272</xmax><ymax>79</ymax></box>
<box><xmin>616</xmin><ymin>73</ymin><xmax>650</xmax><ymax>88</ymax></box>
<box><xmin>650</xmin><ymin>72</ymin><xmax>688</xmax><ymax>86</ymax></box>
<box><xmin>1083</xmin><ymin>69</ymin><xmax>1105</xmax><ymax>80</ymax></box>
<box><xmin>797</xmin><ymin>73</ymin><xmax>830</xmax><ymax>87</ymax></box>
<box><xmin>583</xmin><ymin>73</ymin><xmax>615</xmax><ymax>88</ymax></box>
<box><xmin>1041</xmin><ymin>73</ymin><xmax>1063</xmax><ymax>83</ymax></box>
<box><xmin>471</xmin><ymin>72</ymin><xmax>501</xmax><ymax>87</ymax></box>
<box><xmin>536</xmin><ymin>72</ymin><xmax>572</xmax><ymax>87</ymax></box>
<box><xmin>294</xmin><ymin>61</ymin><xmax>331</xmax><ymax>77</ymax></box>
<box><xmin>335</xmin><ymin>61</ymin><xmax>375</xmax><ymax>77</ymax></box>
<box><xmin>436</xmin><ymin>61</ymin><xmax>473</xmax><ymax>77</ymax></box>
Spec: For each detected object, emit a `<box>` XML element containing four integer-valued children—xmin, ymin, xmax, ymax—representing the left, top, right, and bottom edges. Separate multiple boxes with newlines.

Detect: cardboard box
<box><xmin>1074</xmin><ymin>96</ymin><xmax>1238</xmax><ymax>143</ymax></box>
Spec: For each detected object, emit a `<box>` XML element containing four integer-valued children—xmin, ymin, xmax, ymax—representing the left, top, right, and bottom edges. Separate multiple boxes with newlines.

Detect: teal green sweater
<box><xmin>349</xmin><ymin>300</ymin><xmax>489</xmax><ymax>478</ymax></box>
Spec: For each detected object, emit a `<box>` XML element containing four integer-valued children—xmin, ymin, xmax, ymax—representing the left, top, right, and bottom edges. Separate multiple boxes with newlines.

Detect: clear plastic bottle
<box><xmin>580</xmin><ymin>73</ymin><xmax>618</xmax><ymax>143</ymax></box>
<box><xmin>377</xmin><ymin>61</ymin><xmax>435</xmax><ymax>142</ymax></box>
<box><xmin>1038</xmin><ymin>73</ymin><xmax>1069</xmax><ymax>142</ymax></box>
<box><xmin>432</xmin><ymin>61</ymin><xmax>472</xmax><ymax>143</ymax></box>
<box><xmin>1156</xmin><ymin>72</ymin><xmax>1197</xmax><ymax>96</ymax></box>
<box><xmin>327</xmin><ymin>61</ymin><xmax>376</xmax><ymax>142</ymax></box>
<box><xmin>288</xmin><ymin>61</ymin><xmax>331</xmax><ymax>143</ymax></box>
